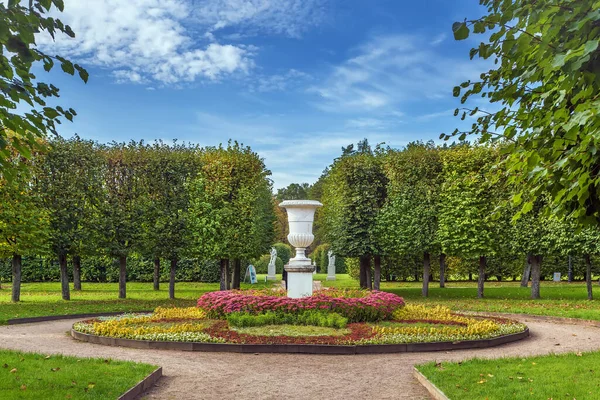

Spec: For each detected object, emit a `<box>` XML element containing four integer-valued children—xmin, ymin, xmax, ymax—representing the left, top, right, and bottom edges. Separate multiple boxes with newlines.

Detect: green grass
<box><xmin>322</xmin><ymin>274</ymin><xmax>600</xmax><ymax>320</ymax></box>
<box><xmin>0</xmin><ymin>349</ymin><xmax>156</xmax><ymax>400</ymax></box>
<box><xmin>233</xmin><ymin>324</ymin><xmax>350</xmax><ymax>337</ymax></box>
<box><xmin>1</xmin><ymin>275</ymin><xmax>599</xmax><ymax>323</ymax></box>
<box><xmin>0</xmin><ymin>280</ymin><xmax>276</xmax><ymax>324</ymax></box>
<box><xmin>417</xmin><ymin>351</ymin><xmax>600</xmax><ymax>400</ymax></box>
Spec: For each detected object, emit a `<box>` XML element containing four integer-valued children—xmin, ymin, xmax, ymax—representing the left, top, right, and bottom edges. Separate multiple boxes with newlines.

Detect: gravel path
<box><xmin>1</xmin><ymin>315</ymin><xmax>599</xmax><ymax>400</ymax></box>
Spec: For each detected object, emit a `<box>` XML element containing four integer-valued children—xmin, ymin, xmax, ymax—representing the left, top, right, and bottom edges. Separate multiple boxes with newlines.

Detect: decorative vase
<box><xmin>279</xmin><ymin>200</ymin><xmax>322</xmax><ymax>298</ymax></box>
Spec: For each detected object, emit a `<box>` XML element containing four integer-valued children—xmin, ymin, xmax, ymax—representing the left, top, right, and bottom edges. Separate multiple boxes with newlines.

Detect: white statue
<box><xmin>326</xmin><ymin>250</ymin><xmax>336</xmax><ymax>281</ymax></box>
<box><xmin>266</xmin><ymin>247</ymin><xmax>277</xmax><ymax>280</ymax></box>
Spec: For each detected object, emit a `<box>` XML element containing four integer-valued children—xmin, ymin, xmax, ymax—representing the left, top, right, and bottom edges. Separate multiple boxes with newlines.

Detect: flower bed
<box><xmin>197</xmin><ymin>289</ymin><xmax>404</xmax><ymax>322</ymax></box>
<box><xmin>72</xmin><ymin>292</ymin><xmax>527</xmax><ymax>349</ymax></box>
<box><xmin>358</xmin><ymin>305</ymin><xmax>527</xmax><ymax>344</ymax></box>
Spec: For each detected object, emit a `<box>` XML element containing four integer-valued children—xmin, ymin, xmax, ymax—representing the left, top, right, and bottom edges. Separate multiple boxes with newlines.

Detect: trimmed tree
<box><xmin>139</xmin><ymin>141</ymin><xmax>200</xmax><ymax>299</ymax></box>
<box><xmin>0</xmin><ymin>148</ymin><xmax>50</xmax><ymax>301</ymax></box>
<box><xmin>511</xmin><ymin>198</ymin><xmax>556</xmax><ymax>299</ymax></box>
<box><xmin>322</xmin><ymin>140</ymin><xmax>387</xmax><ymax>289</ymax></box>
<box><xmin>377</xmin><ymin>141</ymin><xmax>442</xmax><ymax>296</ymax></box>
<box><xmin>188</xmin><ymin>142</ymin><xmax>275</xmax><ymax>290</ymax></box>
<box><xmin>39</xmin><ymin>136</ymin><xmax>102</xmax><ymax>298</ymax></box>
<box><xmin>438</xmin><ymin>145</ymin><xmax>510</xmax><ymax>298</ymax></box>
<box><xmin>96</xmin><ymin>142</ymin><xmax>145</xmax><ymax>299</ymax></box>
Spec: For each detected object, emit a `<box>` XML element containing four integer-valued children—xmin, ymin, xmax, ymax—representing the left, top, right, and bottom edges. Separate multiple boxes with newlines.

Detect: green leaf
<box><xmin>75</xmin><ymin>65</ymin><xmax>89</xmax><ymax>83</ymax></box>
<box><xmin>39</xmin><ymin>0</ymin><xmax>52</xmax><ymax>10</ymax></box>
<box><xmin>43</xmin><ymin>107</ymin><xmax>60</xmax><ymax>119</ymax></box>
<box><xmin>60</xmin><ymin>60</ymin><xmax>75</xmax><ymax>75</ymax></box>
<box><xmin>583</xmin><ymin>39</ymin><xmax>599</xmax><ymax>56</ymax></box>
<box><xmin>52</xmin><ymin>0</ymin><xmax>65</xmax><ymax>11</ymax></box>
<box><xmin>452</xmin><ymin>22</ymin><xmax>470</xmax><ymax>41</ymax></box>
<box><xmin>552</xmin><ymin>53</ymin><xmax>567</xmax><ymax>68</ymax></box>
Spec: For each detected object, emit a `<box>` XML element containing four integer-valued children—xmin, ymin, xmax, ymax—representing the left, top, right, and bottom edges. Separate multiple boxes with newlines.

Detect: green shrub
<box><xmin>273</xmin><ymin>243</ymin><xmax>293</xmax><ymax>265</ymax></box>
<box><xmin>310</xmin><ymin>243</ymin><xmax>346</xmax><ymax>274</ymax></box>
<box><xmin>227</xmin><ymin>311</ymin><xmax>348</xmax><ymax>329</ymax></box>
<box><xmin>253</xmin><ymin>254</ymin><xmax>284</xmax><ymax>274</ymax></box>
<box><xmin>0</xmin><ymin>255</ymin><xmax>221</xmax><ymax>283</ymax></box>
<box><xmin>345</xmin><ymin>257</ymin><xmax>360</xmax><ymax>280</ymax></box>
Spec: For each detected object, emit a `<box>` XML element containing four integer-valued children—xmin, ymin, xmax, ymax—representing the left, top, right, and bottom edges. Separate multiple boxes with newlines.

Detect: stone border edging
<box><xmin>118</xmin><ymin>366</ymin><xmax>162</xmax><ymax>400</ymax></box>
<box><xmin>70</xmin><ymin>327</ymin><xmax>529</xmax><ymax>354</ymax></box>
<box><xmin>7</xmin><ymin>311</ymin><xmax>153</xmax><ymax>325</ymax></box>
<box><xmin>413</xmin><ymin>367</ymin><xmax>449</xmax><ymax>400</ymax></box>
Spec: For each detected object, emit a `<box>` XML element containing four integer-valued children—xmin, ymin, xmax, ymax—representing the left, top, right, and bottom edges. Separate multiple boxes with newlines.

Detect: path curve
<box><xmin>0</xmin><ymin>315</ymin><xmax>599</xmax><ymax>400</ymax></box>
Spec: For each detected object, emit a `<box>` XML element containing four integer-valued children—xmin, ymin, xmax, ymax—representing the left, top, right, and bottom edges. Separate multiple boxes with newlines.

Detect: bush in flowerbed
<box><xmin>227</xmin><ymin>310</ymin><xmax>348</xmax><ymax>329</ymax></box>
<box><xmin>197</xmin><ymin>289</ymin><xmax>405</xmax><ymax>322</ymax></box>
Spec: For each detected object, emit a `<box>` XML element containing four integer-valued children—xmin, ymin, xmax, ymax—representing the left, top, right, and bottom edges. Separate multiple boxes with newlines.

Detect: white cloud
<box><xmin>190</xmin><ymin>0</ymin><xmax>327</xmax><ymax>38</ymax></box>
<box><xmin>430</xmin><ymin>33</ymin><xmax>447</xmax><ymax>46</ymax></box>
<box><xmin>249</xmin><ymin>69</ymin><xmax>312</xmax><ymax>92</ymax></box>
<box><xmin>415</xmin><ymin>109</ymin><xmax>455</xmax><ymax>121</ymax></box>
<box><xmin>38</xmin><ymin>0</ymin><xmax>325</xmax><ymax>85</ymax></box>
<box><xmin>310</xmin><ymin>34</ymin><xmax>488</xmax><ymax>114</ymax></box>
<box><xmin>345</xmin><ymin>118</ymin><xmax>396</xmax><ymax>130</ymax></box>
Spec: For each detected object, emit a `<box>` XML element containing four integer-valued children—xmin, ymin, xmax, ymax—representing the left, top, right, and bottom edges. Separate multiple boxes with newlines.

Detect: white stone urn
<box><xmin>279</xmin><ymin>200</ymin><xmax>322</xmax><ymax>298</ymax></box>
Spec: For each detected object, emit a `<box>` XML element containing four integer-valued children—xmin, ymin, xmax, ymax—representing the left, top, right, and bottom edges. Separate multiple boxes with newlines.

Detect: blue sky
<box><xmin>39</xmin><ymin>0</ymin><xmax>489</xmax><ymax>189</ymax></box>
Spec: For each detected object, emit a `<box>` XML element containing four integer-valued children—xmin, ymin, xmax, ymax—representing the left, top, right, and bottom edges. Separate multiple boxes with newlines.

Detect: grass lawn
<box><xmin>1</xmin><ymin>274</ymin><xmax>599</xmax><ymax>323</ymax></box>
<box><xmin>232</xmin><ymin>324</ymin><xmax>350</xmax><ymax>337</ymax></box>
<box><xmin>322</xmin><ymin>274</ymin><xmax>600</xmax><ymax>320</ymax></box>
<box><xmin>0</xmin><ymin>280</ymin><xmax>274</xmax><ymax>324</ymax></box>
<box><xmin>0</xmin><ymin>349</ymin><xmax>156</xmax><ymax>400</ymax></box>
<box><xmin>417</xmin><ymin>351</ymin><xmax>600</xmax><ymax>400</ymax></box>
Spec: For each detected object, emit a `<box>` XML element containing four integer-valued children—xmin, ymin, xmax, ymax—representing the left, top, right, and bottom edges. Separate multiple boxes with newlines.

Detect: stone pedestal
<box><xmin>326</xmin><ymin>263</ymin><xmax>336</xmax><ymax>281</ymax></box>
<box><xmin>285</xmin><ymin>264</ymin><xmax>315</xmax><ymax>298</ymax></box>
<box><xmin>279</xmin><ymin>200</ymin><xmax>322</xmax><ymax>298</ymax></box>
<box><xmin>266</xmin><ymin>266</ymin><xmax>277</xmax><ymax>281</ymax></box>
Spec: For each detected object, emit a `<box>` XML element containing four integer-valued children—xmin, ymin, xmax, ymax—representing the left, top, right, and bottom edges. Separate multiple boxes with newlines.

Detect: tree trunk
<box><xmin>373</xmin><ymin>255</ymin><xmax>381</xmax><ymax>291</ymax></box>
<box><xmin>478</xmin><ymin>256</ymin><xmax>486</xmax><ymax>299</ymax></box>
<box><xmin>169</xmin><ymin>258</ymin><xmax>177</xmax><ymax>300</ymax></box>
<box><xmin>521</xmin><ymin>253</ymin><xmax>532</xmax><ymax>287</ymax></box>
<box><xmin>359</xmin><ymin>256</ymin><xmax>369</xmax><ymax>289</ymax></box>
<box><xmin>59</xmin><ymin>251</ymin><xmax>70</xmax><ymax>301</ymax></box>
<box><xmin>439</xmin><ymin>253</ymin><xmax>446</xmax><ymax>288</ymax></box>
<box><xmin>226</xmin><ymin>259</ymin><xmax>232</xmax><ymax>290</ymax></box>
<box><xmin>232</xmin><ymin>259</ymin><xmax>241</xmax><ymax>290</ymax></box>
<box><xmin>73</xmin><ymin>255</ymin><xmax>82</xmax><ymax>291</ymax></box>
<box><xmin>153</xmin><ymin>257</ymin><xmax>160</xmax><ymax>291</ymax></box>
<box><xmin>468</xmin><ymin>273</ymin><xmax>473</xmax><ymax>281</ymax></box>
<box><xmin>365</xmin><ymin>257</ymin><xmax>373</xmax><ymax>290</ymax></box>
<box><xmin>530</xmin><ymin>255</ymin><xmax>542</xmax><ymax>299</ymax></box>
<box><xmin>119</xmin><ymin>255</ymin><xmax>127</xmax><ymax>299</ymax></box>
<box><xmin>11</xmin><ymin>254</ymin><xmax>22</xmax><ymax>302</ymax></box>
<box><xmin>220</xmin><ymin>258</ymin><xmax>228</xmax><ymax>291</ymax></box>
<box><xmin>422</xmin><ymin>252</ymin><xmax>431</xmax><ymax>297</ymax></box>
<box><xmin>585</xmin><ymin>254</ymin><xmax>593</xmax><ymax>300</ymax></box>
<box><xmin>568</xmin><ymin>255</ymin><xmax>573</xmax><ymax>283</ymax></box>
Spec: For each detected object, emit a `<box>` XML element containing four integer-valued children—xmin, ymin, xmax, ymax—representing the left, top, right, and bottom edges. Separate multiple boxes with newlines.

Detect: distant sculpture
<box><xmin>327</xmin><ymin>250</ymin><xmax>336</xmax><ymax>281</ymax></box>
<box><xmin>267</xmin><ymin>247</ymin><xmax>277</xmax><ymax>280</ymax></box>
